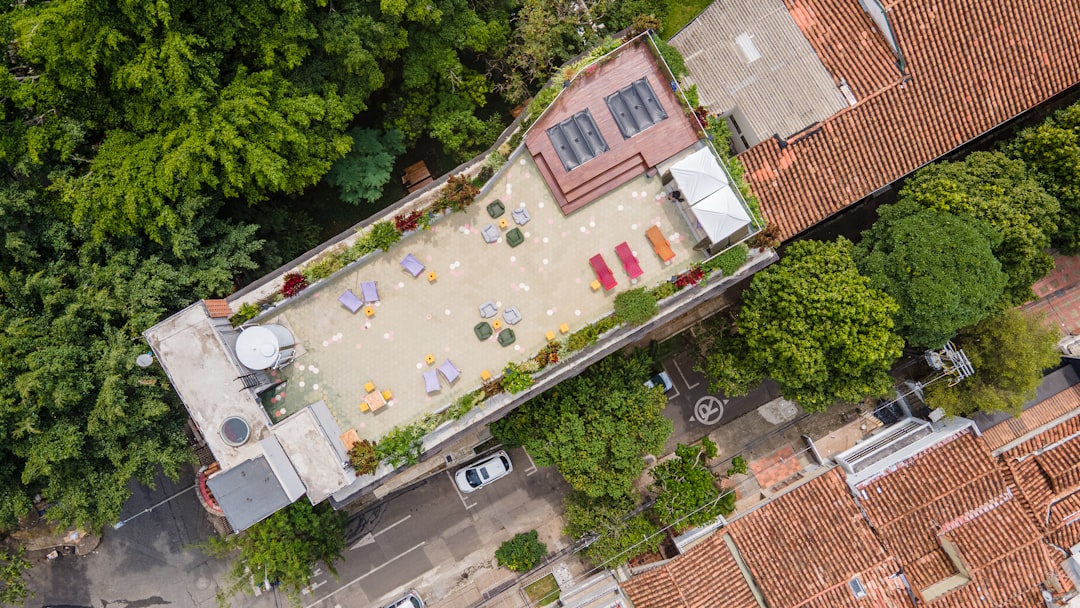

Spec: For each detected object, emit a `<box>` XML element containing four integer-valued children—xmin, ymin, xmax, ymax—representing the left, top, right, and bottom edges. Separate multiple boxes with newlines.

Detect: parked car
<box><xmin>644</xmin><ymin>371</ymin><xmax>673</xmax><ymax>392</ymax></box>
<box><xmin>454</xmin><ymin>450</ymin><xmax>513</xmax><ymax>493</ymax></box>
<box><xmin>385</xmin><ymin>590</ymin><xmax>424</xmax><ymax>608</ymax></box>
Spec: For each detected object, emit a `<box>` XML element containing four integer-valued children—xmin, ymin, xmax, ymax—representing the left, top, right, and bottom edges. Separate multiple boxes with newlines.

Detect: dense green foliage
<box><xmin>855</xmin><ymin>201</ymin><xmax>1006</xmax><ymax>348</ymax></box>
<box><xmin>204</xmin><ymin>501</ymin><xmax>347</xmax><ymax>603</ymax></box>
<box><xmin>495</xmin><ymin>530</ymin><xmax>547</xmax><ymax>572</ymax></box>
<box><xmin>0</xmin><ymin>547</ymin><xmax>31</xmax><ymax>606</ymax></box>
<box><xmin>925</xmin><ymin>310</ymin><xmax>1060</xmax><ymax>416</ymax></box>
<box><xmin>739</xmin><ymin>239</ymin><xmax>904</xmax><ymax>412</ymax></box>
<box><xmin>0</xmin><ymin>186</ymin><xmax>259</xmax><ymax>531</ymax></box>
<box><xmin>375</xmin><ymin>425</ymin><xmax>426</xmax><ymax>468</ymax></box>
<box><xmin>491</xmin><ymin>350</ymin><xmax>672</xmax><ymax>499</ymax></box>
<box><xmin>328</xmin><ymin>129</ymin><xmax>406</xmax><ymax>205</ymax></box>
<box><xmin>650</xmin><ymin>439</ymin><xmax>732</xmax><ymax>531</ymax></box>
<box><xmin>614</xmin><ymin>287</ymin><xmax>659</xmax><ymax>325</ymax></box>
<box><xmin>696</xmin><ymin>315</ymin><xmax>762</xmax><ymax>398</ymax></box>
<box><xmin>1004</xmin><ymin>105</ymin><xmax>1080</xmax><ymax>253</ymax></box>
<box><xmin>899</xmin><ymin>152</ymin><xmax>1058</xmax><ymax>305</ymax></box>
<box><xmin>563</xmin><ymin>491</ymin><xmax>662</xmax><ymax>568</ymax></box>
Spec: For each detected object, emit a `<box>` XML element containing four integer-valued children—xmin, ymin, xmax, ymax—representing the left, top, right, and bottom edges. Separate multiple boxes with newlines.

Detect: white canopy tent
<box><xmin>669</xmin><ymin>147</ymin><xmax>730</xmax><ymax>204</ymax></box>
<box><xmin>690</xmin><ymin>185</ymin><xmax>752</xmax><ymax>244</ymax></box>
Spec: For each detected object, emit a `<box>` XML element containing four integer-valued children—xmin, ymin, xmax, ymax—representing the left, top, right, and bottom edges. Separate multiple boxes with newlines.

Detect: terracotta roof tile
<box><xmin>741</xmin><ymin>0</ymin><xmax>1080</xmax><ymax>239</ymax></box>
<box><xmin>622</xmin><ymin>532</ymin><xmax>758</xmax><ymax>608</ymax></box>
<box><xmin>783</xmin><ymin>0</ymin><xmax>900</xmax><ymax>99</ymax></box>
<box><xmin>727</xmin><ymin>470</ymin><xmax>892</xmax><ymax>608</ymax></box>
<box><xmin>983</xmin><ymin>385</ymin><xmax>1080</xmax><ymax>452</ymax></box>
<box><xmin>203</xmin><ymin>299</ymin><xmax>233</xmax><ymax>319</ymax></box>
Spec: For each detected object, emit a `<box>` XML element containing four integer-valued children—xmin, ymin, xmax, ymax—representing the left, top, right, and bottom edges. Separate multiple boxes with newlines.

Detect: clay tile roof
<box><xmin>727</xmin><ymin>469</ymin><xmax>894</xmax><ymax>608</ymax></box>
<box><xmin>203</xmin><ymin>299</ymin><xmax>233</xmax><ymax>319</ymax></box>
<box><xmin>741</xmin><ymin>0</ymin><xmax>1080</xmax><ymax>240</ymax></box>
<box><xmin>621</xmin><ymin>532</ymin><xmax>758</xmax><ymax>608</ymax></box>
<box><xmin>983</xmin><ymin>385</ymin><xmax>1080</xmax><ymax>452</ymax></box>
<box><xmin>1001</xmin><ymin>411</ymin><xmax>1080</xmax><ymax>547</ymax></box>
<box><xmin>784</xmin><ymin>0</ymin><xmax>900</xmax><ymax>99</ymax></box>
<box><xmin>856</xmin><ymin>429</ymin><xmax>1058</xmax><ymax>606</ymax></box>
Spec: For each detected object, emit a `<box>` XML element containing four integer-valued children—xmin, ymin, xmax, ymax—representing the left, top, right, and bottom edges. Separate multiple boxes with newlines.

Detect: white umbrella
<box><xmin>670</xmin><ymin>148</ymin><xmax>730</xmax><ymax>204</ymax></box>
<box><xmin>690</xmin><ymin>185</ymin><xmax>751</xmax><ymax>243</ymax></box>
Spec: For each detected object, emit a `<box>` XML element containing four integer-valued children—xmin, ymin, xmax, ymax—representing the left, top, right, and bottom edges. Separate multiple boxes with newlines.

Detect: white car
<box><xmin>384</xmin><ymin>590</ymin><xmax>424</xmax><ymax>608</ymax></box>
<box><xmin>454</xmin><ymin>450</ymin><xmax>513</xmax><ymax>493</ymax></box>
<box><xmin>644</xmin><ymin>371</ymin><xmax>673</xmax><ymax>392</ymax></box>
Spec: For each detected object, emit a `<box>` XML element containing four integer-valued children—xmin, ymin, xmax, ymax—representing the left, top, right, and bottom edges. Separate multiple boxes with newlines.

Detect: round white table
<box><xmin>235</xmin><ymin>325</ymin><xmax>295</xmax><ymax>370</ymax></box>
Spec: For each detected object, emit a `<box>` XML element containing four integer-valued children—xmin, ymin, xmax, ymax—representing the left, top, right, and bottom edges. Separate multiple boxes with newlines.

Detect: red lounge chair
<box><xmin>590</xmin><ymin>254</ymin><xmax>618</xmax><ymax>291</ymax></box>
<box><xmin>614</xmin><ymin>242</ymin><xmax>643</xmax><ymax>280</ymax></box>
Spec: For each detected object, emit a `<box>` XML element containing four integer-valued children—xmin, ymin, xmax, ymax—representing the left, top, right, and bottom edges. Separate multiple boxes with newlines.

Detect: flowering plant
<box><xmin>674</xmin><ymin>266</ymin><xmax>704</xmax><ymax>288</ymax></box>
<box><xmin>393</xmin><ymin>210</ymin><xmax>423</xmax><ymax>233</ymax></box>
<box><xmin>281</xmin><ymin>272</ymin><xmax>308</xmax><ymax>297</ymax></box>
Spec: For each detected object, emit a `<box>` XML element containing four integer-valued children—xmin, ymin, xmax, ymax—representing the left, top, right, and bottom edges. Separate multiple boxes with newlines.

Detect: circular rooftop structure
<box><xmin>220</xmin><ymin>416</ymin><xmax>251</xmax><ymax>447</ymax></box>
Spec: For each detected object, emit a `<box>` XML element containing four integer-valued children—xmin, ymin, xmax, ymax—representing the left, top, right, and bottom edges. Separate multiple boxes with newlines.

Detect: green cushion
<box><xmin>487</xmin><ymin>200</ymin><xmax>505</xmax><ymax>218</ymax></box>
<box><xmin>474</xmin><ymin>322</ymin><xmax>493</xmax><ymax>341</ymax></box>
<box><xmin>506</xmin><ymin>227</ymin><xmax>524</xmax><ymax>248</ymax></box>
<box><xmin>497</xmin><ymin>328</ymin><xmax>516</xmax><ymax>347</ymax></box>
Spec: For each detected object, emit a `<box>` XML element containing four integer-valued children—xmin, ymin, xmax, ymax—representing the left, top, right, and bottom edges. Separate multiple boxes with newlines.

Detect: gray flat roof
<box><xmin>671</xmin><ymin>0</ymin><xmax>847</xmax><ymax>142</ymax></box>
<box><xmin>207</xmin><ymin>454</ymin><xmax>293</xmax><ymax>531</ymax></box>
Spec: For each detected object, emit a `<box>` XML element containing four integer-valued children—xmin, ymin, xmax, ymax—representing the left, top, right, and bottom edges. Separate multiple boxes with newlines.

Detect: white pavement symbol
<box><xmin>671</xmin><ymin>358</ymin><xmax>699</xmax><ymax>390</ymax></box>
<box><xmin>304</xmin><ymin>541</ymin><xmax>427</xmax><ymax>608</ymax></box>
<box><xmin>350</xmin><ymin>514</ymin><xmax>413</xmax><ymax>550</ymax></box>
<box><xmin>692</xmin><ymin>395</ymin><xmax>726</xmax><ymax>425</ymax></box>
<box><xmin>522</xmin><ymin>449</ymin><xmax>538</xmax><ymax>476</ymax></box>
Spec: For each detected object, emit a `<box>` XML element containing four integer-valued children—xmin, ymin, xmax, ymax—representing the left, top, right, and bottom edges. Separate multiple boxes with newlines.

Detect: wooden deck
<box><xmin>525</xmin><ymin>40</ymin><xmax>700</xmax><ymax>215</ymax></box>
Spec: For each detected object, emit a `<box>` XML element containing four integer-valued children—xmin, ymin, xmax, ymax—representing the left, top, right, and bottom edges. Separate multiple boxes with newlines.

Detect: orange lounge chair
<box><xmin>645</xmin><ymin>226</ymin><xmax>675</xmax><ymax>263</ymax></box>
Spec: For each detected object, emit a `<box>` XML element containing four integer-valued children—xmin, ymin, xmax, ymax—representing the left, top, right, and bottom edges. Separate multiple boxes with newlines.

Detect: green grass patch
<box><xmin>660</xmin><ymin>0</ymin><xmax>714</xmax><ymax>38</ymax></box>
<box><xmin>524</xmin><ymin>574</ymin><xmax>560</xmax><ymax>606</ymax></box>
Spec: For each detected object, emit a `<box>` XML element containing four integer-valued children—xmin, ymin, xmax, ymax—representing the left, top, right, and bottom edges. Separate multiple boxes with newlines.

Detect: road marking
<box><xmin>349</xmin><ymin>514</ymin><xmax>413</xmax><ymax>550</ymax></box>
<box><xmin>693</xmin><ymin>396</ymin><xmax>726</xmax><ymax>425</ymax></box>
<box><xmin>305</xmin><ymin>542</ymin><xmax>426</xmax><ymax>607</ymax></box>
<box><xmin>447</xmin><ymin>471</ymin><xmax>477</xmax><ymax>510</ymax></box>
<box><xmin>671</xmin><ymin>358</ymin><xmax>700</xmax><ymax>390</ymax></box>
<box><xmin>522</xmin><ymin>448</ymin><xmax>538</xmax><ymax>476</ymax></box>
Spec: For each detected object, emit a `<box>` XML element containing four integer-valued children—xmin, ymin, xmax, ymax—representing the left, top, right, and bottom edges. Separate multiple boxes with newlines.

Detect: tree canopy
<box><xmin>490</xmin><ymin>350</ymin><xmax>672</xmax><ymax>500</ymax></box>
<box><xmin>649</xmin><ymin>439</ymin><xmax>732</xmax><ymax>532</ymax></box>
<box><xmin>898</xmin><ymin>151</ymin><xmax>1058</xmax><ymax>305</ymax></box>
<box><xmin>924</xmin><ymin>310</ymin><xmax>1060</xmax><ymax>417</ymax></box>
<box><xmin>327</xmin><ymin>128</ymin><xmax>406</xmax><ymax>205</ymax></box>
<box><xmin>204</xmin><ymin>501</ymin><xmax>347</xmax><ymax>602</ymax></box>
<box><xmin>855</xmin><ymin>201</ymin><xmax>1006</xmax><ymax>348</ymax></box>
<box><xmin>739</xmin><ymin>238</ymin><xmax>904</xmax><ymax>412</ymax></box>
<box><xmin>562</xmin><ymin>491</ymin><xmax>662</xmax><ymax>568</ymax></box>
<box><xmin>1004</xmin><ymin>104</ymin><xmax>1080</xmax><ymax>254</ymax></box>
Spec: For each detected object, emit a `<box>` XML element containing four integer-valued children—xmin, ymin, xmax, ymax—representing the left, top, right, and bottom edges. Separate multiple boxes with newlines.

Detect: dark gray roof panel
<box><xmin>206</xmin><ymin>456</ymin><xmax>294</xmax><ymax>531</ymax></box>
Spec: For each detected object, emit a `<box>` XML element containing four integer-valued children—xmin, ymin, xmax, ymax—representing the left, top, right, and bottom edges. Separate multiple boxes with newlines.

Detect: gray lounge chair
<box><xmin>439</xmin><ymin>359</ymin><xmax>460</xmax><ymax>385</ymax></box>
<box><xmin>339</xmin><ymin>289</ymin><xmax>363</xmax><ymax>313</ymax></box>
<box><xmin>401</xmin><ymin>253</ymin><xmax>425</xmax><ymax>277</ymax></box>
<box><xmin>361</xmin><ymin>281</ymin><xmax>379</xmax><ymax>303</ymax></box>
<box><xmin>503</xmin><ymin>306</ymin><xmax>522</xmax><ymax>325</ymax></box>
<box><xmin>506</xmin><ymin>228</ymin><xmax>524</xmax><ymax>248</ymax></box>
<box><xmin>487</xmin><ymin>200</ymin><xmax>505</xmax><ymax>218</ymax></box>
<box><xmin>512</xmin><ymin>206</ymin><xmax>531</xmax><ymax>226</ymax></box>
<box><xmin>423</xmin><ymin>369</ymin><xmax>440</xmax><ymax>394</ymax></box>
<box><xmin>479</xmin><ymin>301</ymin><xmax>498</xmax><ymax>318</ymax></box>
<box><xmin>482</xmin><ymin>224</ymin><xmax>500</xmax><ymax>244</ymax></box>
<box><xmin>497</xmin><ymin>329</ymin><xmax>516</xmax><ymax>347</ymax></box>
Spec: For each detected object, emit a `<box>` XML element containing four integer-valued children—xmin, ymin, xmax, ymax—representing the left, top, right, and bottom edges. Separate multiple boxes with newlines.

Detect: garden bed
<box><xmin>523</xmin><ymin>573</ymin><xmax>561</xmax><ymax>606</ymax></box>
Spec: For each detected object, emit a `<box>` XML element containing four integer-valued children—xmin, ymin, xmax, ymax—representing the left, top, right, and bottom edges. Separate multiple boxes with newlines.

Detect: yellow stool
<box><xmin>381</xmin><ymin>389</ymin><xmax>393</xmax><ymax>402</ymax></box>
<box><xmin>499</xmin><ymin>218</ymin><xmax>509</xmax><ymax>229</ymax></box>
<box><xmin>359</xmin><ymin>401</ymin><xmax>370</xmax><ymax>413</ymax></box>
<box><xmin>364</xmin><ymin>381</ymin><xmax>375</xmax><ymax>392</ymax></box>
<box><xmin>425</xmin><ymin>354</ymin><xmax>435</xmax><ymax>365</ymax></box>
<box><xmin>481</xmin><ymin>370</ymin><xmax>492</xmax><ymax>381</ymax></box>
<box><xmin>546</xmin><ymin>330</ymin><xmax>556</xmax><ymax>342</ymax></box>
<box><xmin>493</xmin><ymin>320</ymin><xmax>503</xmax><ymax>331</ymax></box>
<box><xmin>559</xmin><ymin>323</ymin><xmax>570</xmax><ymax>334</ymax></box>
<box><xmin>590</xmin><ymin>279</ymin><xmax>601</xmax><ymax>291</ymax></box>
<box><xmin>364</xmin><ymin>306</ymin><xmax>375</xmax><ymax>317</ymax></box>
<box><xmin>427</xmin><ymin>271</ymin><xmax>437</xmax><ymax>283</ymax></box>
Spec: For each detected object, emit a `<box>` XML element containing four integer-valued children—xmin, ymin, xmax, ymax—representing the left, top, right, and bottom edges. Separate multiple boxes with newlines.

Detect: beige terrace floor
<box><xmin>262</xmin><ymin>150</ymin><xmax>705</xmax><ymax>443</ymax></box>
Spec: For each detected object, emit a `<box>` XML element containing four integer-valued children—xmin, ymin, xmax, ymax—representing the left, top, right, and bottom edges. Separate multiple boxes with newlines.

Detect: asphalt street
<box><xmin>25</xmin><ymin>466</ymin><xmax>274</xmax><ymax>608</ymax></box>
<box><xmin>302</xmin><ymin>447</ymin><xmax>571</xmax><ymax>608</ymax></box>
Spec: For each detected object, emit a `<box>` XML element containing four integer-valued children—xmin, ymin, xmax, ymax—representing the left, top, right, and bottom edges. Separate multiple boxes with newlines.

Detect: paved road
<box><xmin>659</xmin><ymin>351</ymin><xmax>780</xmax><ymax>453</ymax></box>
<box><xmin>302</xmin><ymin>447</ymin><xmax>571</xmax><ymax>608</ymax></box>
<box><xmin>24</xmin><ymin>467</ymin><xmax>273</xmax><ymax>608</ymax></box>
